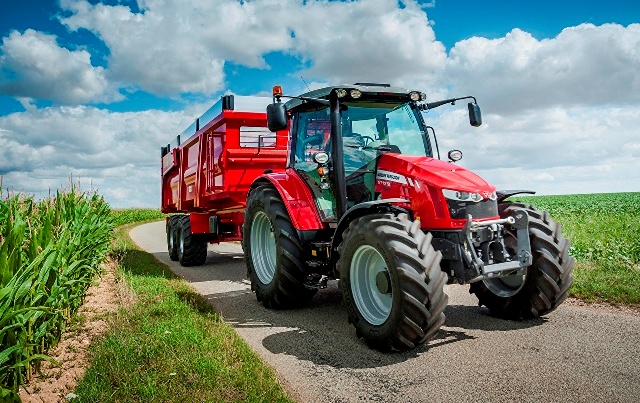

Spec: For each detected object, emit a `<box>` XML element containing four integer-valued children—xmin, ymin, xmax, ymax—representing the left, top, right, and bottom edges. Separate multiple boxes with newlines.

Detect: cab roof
<box><xmin>284</xmin><ymin>83</ymin><xmax>419</xmax><ymax>111</ymax></box>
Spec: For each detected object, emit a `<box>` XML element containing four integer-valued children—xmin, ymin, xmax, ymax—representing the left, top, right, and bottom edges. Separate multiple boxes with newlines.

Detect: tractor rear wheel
<box><xmin>338</xmin><ymin>213</ymin><xmax>448</xmax><ymax>351</ymax></box>
<box><xmin>177</xmin><ymin>215</ymin><xmax>208</xmax><ymax>267</ymax></box>
<box><xmin>243</xmin><ymin>186</ymin><xmax>316</xmax><ymax>308</ymax></box>
<box><xmin>167</xmin><ymin>215</ymin><xmax>179</xmax><ymax>261</ymax></box>
<box><xmin>469</xmin><ymin>202</ymin><xmax>575</xmax><ymax>319</ymax></box>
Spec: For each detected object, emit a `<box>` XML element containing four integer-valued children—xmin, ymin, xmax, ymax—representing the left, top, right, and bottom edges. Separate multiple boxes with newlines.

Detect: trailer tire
<box><xmin>244</xmin><ymin>186</ymin><xmax>316</xmax><ymax>308</ymax></box>
<box><xmin>338</xmin><ymin>213</ymin><xmax>447</xmax><ymax>351</ymax></box>
<box><xmin>167</xmin><ymin>216</ymin><xmax>179</xmax><ymax>261</ymax></box>
<box><xmin>469</xmin><ymin>202</ymin><xmax>575</xmax><ymax>320</ymax></box>
<box><xmin>177</xmin><ymin>215</ymin><xmax>208</xmax><ymax>267</ymax></box>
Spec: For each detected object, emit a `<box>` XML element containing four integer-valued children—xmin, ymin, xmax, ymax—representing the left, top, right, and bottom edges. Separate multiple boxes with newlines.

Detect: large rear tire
<box><xmin>338</xmin><ymin>213</ymin><xmax>448</xmax><ymax>351</ymax></box>
<box><xmin>167</xmin><ymin>216</ymin><xmax>179</xmax><ymax>261</ymax></box>
<box><xmin>243</xmin><ymin>186</ymin><xmax>316</xmax><ymax>308</ymax></box>
<box><xmin>177</xmin><ymin>215</ymin><xmax>208</xmax><ymax>267</ymax></box>
<box><xmin>469</xmin><ymin>202</ymin><xmax>575</xmax><ymax>319</ymax></box>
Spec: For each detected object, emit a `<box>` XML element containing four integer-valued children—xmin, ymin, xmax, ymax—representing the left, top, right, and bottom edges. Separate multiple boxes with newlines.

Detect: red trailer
<box><xmin>161</xmin><ymin>95</ymin><xmax>289</xmax><ymax>265</ymax></box>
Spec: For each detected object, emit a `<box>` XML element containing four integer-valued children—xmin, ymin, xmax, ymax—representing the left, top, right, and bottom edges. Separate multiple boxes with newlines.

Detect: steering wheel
<box><xmin>361</xmin><ymin>136</ymin><xmax>375</xmax><ymax>146</ymax></box>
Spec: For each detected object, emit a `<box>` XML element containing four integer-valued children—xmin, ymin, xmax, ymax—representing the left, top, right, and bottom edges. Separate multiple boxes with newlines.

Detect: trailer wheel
<box><xmin>338</xmin><ymin>213</ymin><xmax>448</xmax><ymax>351</ymax></box>
<box><xmin>167</xmin><ymin>216</ymin><xmax>179</xmax><ymax>261</ymax></box>
<box><xmin>176</xmin><ymin>215</ymin><xmax>208</xmax><ymax>267</ymax></box>
<box><xmin>243</xmin><ymin>186</ymin><xmax>316</xmax><ymax>308</ymax></box>
<box><xmin>469</xmin><ymin>203</ymin><xmax>575</xmax><ymax>319</ymax></box>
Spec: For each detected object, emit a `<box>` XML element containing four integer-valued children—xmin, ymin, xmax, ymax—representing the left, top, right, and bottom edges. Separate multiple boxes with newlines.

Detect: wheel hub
<box><xmin>375</xmin><ymin>271</ymin><xmax>391</xmax><ymax>294</ymax></box>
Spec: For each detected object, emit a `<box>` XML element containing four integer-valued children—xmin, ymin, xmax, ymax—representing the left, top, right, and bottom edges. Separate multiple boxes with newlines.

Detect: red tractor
<box><xmin>162</xmin><ymin>84</ymin><xmax>574</xmax><ymax>351</ymax></box>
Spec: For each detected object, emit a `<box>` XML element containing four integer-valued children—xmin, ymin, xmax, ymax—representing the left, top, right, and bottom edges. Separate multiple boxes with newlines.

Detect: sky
<box><xmin>0</xmin><ymin>0</ymin><xmax>639</xmax><ymax>207</ymax></box>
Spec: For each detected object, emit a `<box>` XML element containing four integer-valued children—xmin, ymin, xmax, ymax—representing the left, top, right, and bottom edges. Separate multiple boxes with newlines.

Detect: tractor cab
<box><xmin>269</xmin><ymin>84</ymin><xmax>443</xmax><ymax>220</ymax></box>
<box><xmin>267</xmin><ymin>84</ymin><xmax>481</xmax><ymax>223</ymax></box>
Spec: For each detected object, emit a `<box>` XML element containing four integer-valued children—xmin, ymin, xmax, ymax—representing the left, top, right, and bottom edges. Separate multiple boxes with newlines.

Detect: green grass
<box><xmin>73</xmin><ymin>223</ymin><xmax>293</xmax><ymax>403</ymax></box>
<box><xmin>109</xmin><ymin>208</ymin><xmax>166</xmax><ymax>227</ymax></box>
<box><xmin>511</xmin><ymin>192</ymin><xmax>640</xmax><ymax>305</ymax></box>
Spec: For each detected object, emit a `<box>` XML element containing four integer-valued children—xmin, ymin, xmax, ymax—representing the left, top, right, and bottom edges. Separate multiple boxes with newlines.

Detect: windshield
<box><xmin>293</xmin><ymin>102</ymin><xmax>432</xmax><ymax>173</ymax></box>
<box><xmin>343</xmin><ymin>102</ymin><xmax>432</xmax><ymax>160</ymax></box>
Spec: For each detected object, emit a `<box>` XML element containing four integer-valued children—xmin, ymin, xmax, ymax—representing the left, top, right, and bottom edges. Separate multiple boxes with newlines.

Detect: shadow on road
<box><xmin>443</xmin><ymin>304</ymin><xmax>548</xmax><ymax>332</ymax></box>
<box><xmin>150</xmin><ymin>248</ymin><xmax>546</xmax><ymax>369</ymax></box>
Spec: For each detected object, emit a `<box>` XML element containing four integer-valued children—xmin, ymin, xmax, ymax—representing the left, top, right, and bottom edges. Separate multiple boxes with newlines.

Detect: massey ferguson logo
<box><xmin>376</xmin><ymin>170</ymin><xmax>408</xmax><ymax>185</ymax></box>
<box><xmin>482</xmin><ymin>191</ymin><xmax>490</xmax><ymax>198</ymax></box>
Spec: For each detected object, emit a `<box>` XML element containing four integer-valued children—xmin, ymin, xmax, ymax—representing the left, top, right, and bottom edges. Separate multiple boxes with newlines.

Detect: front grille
<box><xmin>447</xmin><ymin>198</ymin><xmax>498</xmax><ymax>220</ymax></box>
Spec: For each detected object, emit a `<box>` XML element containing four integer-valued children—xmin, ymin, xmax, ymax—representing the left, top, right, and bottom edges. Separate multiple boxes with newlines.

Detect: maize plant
<box><xmin>0</xmin><ymin>186</ymin><xmax>113</xmax><ymax>401</ymax></box>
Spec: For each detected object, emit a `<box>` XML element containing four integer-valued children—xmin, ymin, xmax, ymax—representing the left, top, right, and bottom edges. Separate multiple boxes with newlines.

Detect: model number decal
<box><xmin>376</xmin><ymin>170</ymin><xmax>407</xmax><ymax>185</ymax></box>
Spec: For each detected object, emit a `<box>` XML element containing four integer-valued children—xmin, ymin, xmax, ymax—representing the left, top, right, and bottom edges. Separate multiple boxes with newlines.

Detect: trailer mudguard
<box><xmin>250</xmin><ymin>168</ymin><xmax>325</xmax><ymax>231</ymax></box>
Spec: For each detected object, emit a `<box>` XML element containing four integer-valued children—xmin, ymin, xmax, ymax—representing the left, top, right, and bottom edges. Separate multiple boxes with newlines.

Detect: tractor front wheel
<box><xmin>243</xmin><ymin>186</ymin><xmax>316</xmax><ymax>308</ymax></box>
<box><xmin>338</xmin><ymin>213</ymin><xmax>448</xmax><ymax>351</ymax></box>
<box><xmin>469</xmin><ymin>202</ymin><xmax>575</xmax><ymax>319</ymax></box>
<box><xmin>176</xmin><ymin>215</ymin><xmax>208</xmax><ymax>267</ymax></box>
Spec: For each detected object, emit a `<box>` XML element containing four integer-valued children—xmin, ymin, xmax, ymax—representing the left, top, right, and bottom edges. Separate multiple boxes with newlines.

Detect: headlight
<box><xmin>442</xmin><ymin>189</ymin><xmax>485</xmax><ymax>202</ymax></box>
<box><xmin>442</xmin><ymin>189</ymin><xmax>498</xmax><ymax>219</ymax></box>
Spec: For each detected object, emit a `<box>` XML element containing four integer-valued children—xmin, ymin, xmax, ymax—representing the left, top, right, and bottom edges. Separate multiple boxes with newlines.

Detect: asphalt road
<box><xmin>130</xmin><ymin>221</ymin><xmax>640</xmax><ymax>403</ymax></box>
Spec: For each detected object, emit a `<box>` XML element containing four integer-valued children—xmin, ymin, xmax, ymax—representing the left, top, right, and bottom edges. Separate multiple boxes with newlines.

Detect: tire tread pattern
<box><xmin>177</xmin><ymin>215</ymin><xmax>208</xmax><ymax>267</ymax></box>
<box><xmin>243</xmin><ymin>186</ymin><xmax>316</xmax><ymax>309</ymax></box>
<box><xmin>338</xmin><ymin>213</ymin><xmax>448</xmax><ymax>351</ymax></box>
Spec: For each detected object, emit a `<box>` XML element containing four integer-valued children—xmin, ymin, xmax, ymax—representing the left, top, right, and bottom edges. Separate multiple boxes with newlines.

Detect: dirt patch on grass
<box><xmin>18</xmin><ymin>259</ymin><xmax>128</xmax><ymax>403</ymax></box>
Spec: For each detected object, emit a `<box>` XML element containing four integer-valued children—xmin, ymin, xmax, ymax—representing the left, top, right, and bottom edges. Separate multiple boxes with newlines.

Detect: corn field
<box><xmin>0</xmin><ymin>187</ymin><xmax>113</xmax><ymax>401</ymax></box>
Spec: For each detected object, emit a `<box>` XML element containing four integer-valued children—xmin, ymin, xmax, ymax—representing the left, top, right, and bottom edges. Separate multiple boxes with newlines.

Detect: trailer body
<box><xmin>161</xmin><ymin>95</ymin><xmax>289</xmax><ymax>242</ymax></box>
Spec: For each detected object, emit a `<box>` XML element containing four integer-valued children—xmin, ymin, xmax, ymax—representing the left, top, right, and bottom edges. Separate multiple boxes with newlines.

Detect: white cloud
<box><xmin>0</xmin><ymin>105</ymin><xmax>193</xmax><ymax>207</ymax></box>
<box><xmin>58</xmin><ymin>0</ymin><xmax>446</xmax><ymax>95</ymax></box>
<box><xmin>445</xmin><ymin>24</ymin><xmax>640</xmax><ymax>113</ymax></box>
<box><xmin>287</xmin><ymin>0</ymin><xmax>446</xmax><ymax>87</ymax></box>
<box><xmin>428</xmin><ymin>104</ymin><xmax>640</xmax><ymax>194</ymax></box>
<box><xmin>0</xmin><ymin>29</ymin><xmax>117</xmax><ymax>104</ymax></box>
<box><xmin>59</xmin><ymin>0</ymin><xmax>297</xmax><ymax>95</ymax></box>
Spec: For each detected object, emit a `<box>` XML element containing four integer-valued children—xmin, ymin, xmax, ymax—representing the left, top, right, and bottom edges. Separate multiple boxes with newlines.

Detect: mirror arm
<box><xmin>421</xmin><ymin>96</ymin><xmax>477</xmax><ymax>110</ymax></box>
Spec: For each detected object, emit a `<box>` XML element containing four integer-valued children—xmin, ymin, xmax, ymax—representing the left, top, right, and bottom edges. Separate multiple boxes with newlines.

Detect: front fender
<box><xmin>330</xmin><ymin>198</ymin><xmax>410</xmax><ymax>257</ymax></box>
<box><xmin>250</xmin><ymin>167</ymin><xmax>324</xmax><ymax>231</ymax></box>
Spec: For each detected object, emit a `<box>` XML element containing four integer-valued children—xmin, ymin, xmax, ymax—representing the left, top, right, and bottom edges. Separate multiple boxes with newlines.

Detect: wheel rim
<box><xmin>179</xmin><ymin>227</ymin><xmax>184</xmax><ymax>256</ymax></box>
<box><xmin>483</xmin><ymin>233</ymin><xmax>526</xmax><ymax>297</ymax></box>
<box><xmin>350</xmin><ymin>245</ymin><xmax>392</xmax><ymax>326</ymax></box>
<box><xmin>251</xmin><ymin>211</ymin><xmax>277</xmax><ymax>284</ymax></box>
<box><xmin>483</xmin><ymin>273</ymin><xmax>526</xmax><ymax>297</ymax></box>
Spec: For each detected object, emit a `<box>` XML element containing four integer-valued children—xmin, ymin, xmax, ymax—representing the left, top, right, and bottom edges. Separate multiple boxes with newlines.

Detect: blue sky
<box><xmin>1</xmin><ymin>0</ymin><xmax>639</xmax><ymax>207</ymax></box>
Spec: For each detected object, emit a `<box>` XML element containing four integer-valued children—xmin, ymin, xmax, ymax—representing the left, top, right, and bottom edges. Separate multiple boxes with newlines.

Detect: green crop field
<box><xmin>0</xmin><ymin>187</ymin><xmax>113</xmax><ymax>401</ymax></box>
<box><xmin>511</xmin><ymin>192</ymin><xmax>640</xmax><ymax>305</ymax></box>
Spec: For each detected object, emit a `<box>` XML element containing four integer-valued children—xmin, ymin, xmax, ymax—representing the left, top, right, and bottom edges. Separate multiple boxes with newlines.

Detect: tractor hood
<box><xmin>378</xmin><ymin>154</ymin><xmax>496</xmax><ymax>194</ymax></box>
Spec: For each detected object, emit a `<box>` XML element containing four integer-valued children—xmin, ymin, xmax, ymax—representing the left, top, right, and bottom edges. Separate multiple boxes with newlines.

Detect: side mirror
<box><xmin>267</xmin><ymin>102</ymin><xmax>288</xmax><ymax>132</ymax></box>
<box><xmin>468</xmin><ymin>102</ymin><xmax>482</xmax><ymax>127</ymax></box>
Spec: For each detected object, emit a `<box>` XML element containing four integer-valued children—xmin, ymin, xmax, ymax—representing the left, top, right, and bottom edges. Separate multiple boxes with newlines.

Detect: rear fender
<box><xmin>250</xmin><ymin>168</ymin><xmax>324</xmax><ymax>231</ymax></box>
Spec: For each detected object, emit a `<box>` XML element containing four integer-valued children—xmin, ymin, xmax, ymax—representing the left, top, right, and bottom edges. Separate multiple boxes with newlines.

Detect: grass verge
<box><xmin>73</xmin><ymin>222</ymin><xmax>293</xmax><ymax>403</ymax></box>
